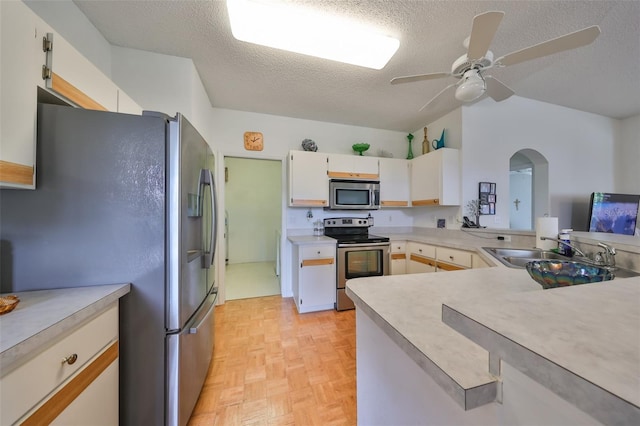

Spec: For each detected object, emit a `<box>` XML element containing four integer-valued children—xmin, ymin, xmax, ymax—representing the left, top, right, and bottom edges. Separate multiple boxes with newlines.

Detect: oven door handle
<box><xmin>338</xmin><ymin>242</ymin><xmax>390</xmax><ymax>248</ymax></box>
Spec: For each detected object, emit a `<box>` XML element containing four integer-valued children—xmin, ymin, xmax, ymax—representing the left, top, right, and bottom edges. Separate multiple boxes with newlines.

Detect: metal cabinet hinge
<box><xmin>42</xmin><ymin>33</ymin><xmax>54</xmax><ymax>81</ymax></box>
<box><xmin>42</xmin><ymin>35</ymin><xmax>53</xmax><ymax>52</ymax></box>
<box><xmin>42</xmin><ymin>65</ymin><xmax>51</xmax><ymax>80</ymax></box>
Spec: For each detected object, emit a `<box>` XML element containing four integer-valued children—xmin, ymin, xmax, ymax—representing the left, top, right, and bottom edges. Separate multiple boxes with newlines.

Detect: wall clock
<box><xmin>244</xmin><ymin>131</ymin><xmax>263</xmax><ymax>151</ymax></box>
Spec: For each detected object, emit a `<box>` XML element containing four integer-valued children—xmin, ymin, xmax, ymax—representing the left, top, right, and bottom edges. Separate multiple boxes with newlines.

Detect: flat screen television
<box><xmin>587</xmin><ymin>192</ymin><xmax>640</xmax><ymax>236</ymax></box>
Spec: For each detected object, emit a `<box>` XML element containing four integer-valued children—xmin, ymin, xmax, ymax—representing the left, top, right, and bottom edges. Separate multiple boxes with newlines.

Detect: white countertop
<box><xmin>345</xmin><ymin>228</ymin><xmax>640</xmax><ymax>420</ymax></box>
<box><xmin>346</xmin><ymin>267</ymin><xmax>542</xmax><ymax>409</ymax></box>
<box><xmin>0</xmin><ymin>283</ymin><xmax>131</xmax><ymax>374</ymax></box>
<box><xmin>442</xmin><ymin>277</ymin><xmax>640</xmax><ymax>425</ymax></box>
<box><xmin>287</xmin><ymin>235</ymin><xmax>337</xmax><ymax>245</ymax></box>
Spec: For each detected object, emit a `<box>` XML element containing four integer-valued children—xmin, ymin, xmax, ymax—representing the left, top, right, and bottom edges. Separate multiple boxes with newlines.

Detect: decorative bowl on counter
<box><xmin>0</xmin><ymin>295</ymin><xmax>20</xmax><ymax>315</ymax></box>
<box><xmin>525</xmin><ymin>260</ymin><xmax>614</xmax><ymax>289</ymax></box>
<box><xmin>352</xmin><ymin>143</ymin><xmax>370</xmax><ymax>156</ymax></box>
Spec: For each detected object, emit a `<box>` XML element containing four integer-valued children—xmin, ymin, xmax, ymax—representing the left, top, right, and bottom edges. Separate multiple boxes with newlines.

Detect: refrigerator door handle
<box><xmin>189</xmin><ymin>294</ymin><xmax>216</xmax><ymax>334</ymax></box>
<box><xmin>200</xmin><ymin>168</ymin><xmax>217</xmax><ymax>269</ymax></box>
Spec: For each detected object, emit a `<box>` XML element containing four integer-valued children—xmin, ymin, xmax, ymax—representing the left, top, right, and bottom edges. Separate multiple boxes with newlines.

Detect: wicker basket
<box><xmin>0</xmin><ymin>295</ymin><xmax>19</xmax><ymax>315</ymax></box>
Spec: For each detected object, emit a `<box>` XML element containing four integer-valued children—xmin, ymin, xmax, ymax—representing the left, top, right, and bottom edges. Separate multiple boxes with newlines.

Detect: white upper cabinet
<box><xmin>0</xmin><ymin>2</ymin><xmax>142</xmax><ymax>189</ymax></box>
<box><xmin>327</xmin><ymin>153</ymin><xmax>379</xmax><ymax>180</ymax></box>
<box><xmin>411</xmin><ymin>148</ymin><xmax>460</xmax><ymax>206</ymax></box>
<box><xmin>288</xmin><ymin>150</ymin><xmax>329</xmax><ymax>207</ymax></box>
<box><xmin>43</xmin><ymin>31</ymin><xmax>118</xmax><ymax>112</ymax></box>
<box><xmin>379</xmin><ymin>158</ymin><xmax>410</xmax><ymax>207</ymax></box>
<box><xmin>0</xmin><ymin>0</ymin><xmax>51</xmax><ymax>188</ymax></box>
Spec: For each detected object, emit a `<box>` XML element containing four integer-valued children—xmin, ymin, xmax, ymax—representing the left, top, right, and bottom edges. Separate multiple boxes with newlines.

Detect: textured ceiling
<box><xmin>73</xmin><ymin>0</ymin><xmax>640</xmax><ymax>132</ymax></box>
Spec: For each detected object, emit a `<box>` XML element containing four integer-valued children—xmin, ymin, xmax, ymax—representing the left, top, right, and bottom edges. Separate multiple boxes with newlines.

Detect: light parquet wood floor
<box><xmin>188</xmin><ymin>296</ymin><xmax>357</xmax><ymax>425</ymax></box>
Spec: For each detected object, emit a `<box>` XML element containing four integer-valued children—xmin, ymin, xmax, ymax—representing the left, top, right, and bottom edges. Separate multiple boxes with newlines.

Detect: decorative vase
<box><xmin>406</xmin><ymin>133</ymin><xmax>414</xmax><ymax>159</ymax></box>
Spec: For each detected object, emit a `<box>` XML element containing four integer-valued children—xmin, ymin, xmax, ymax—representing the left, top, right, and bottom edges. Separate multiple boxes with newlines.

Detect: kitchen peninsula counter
<box><xmin>0</xmin><ymin>283</ymin><xmax>130</xmax><ymax>373</ymax></box>
<box><xmin>443</xmin><ymin>276</ymin><xmax>640</xmax><ymax>425</ymax></box>
<box><xmin>346</xmin><ymin>268</ymin><xmax>640</xmax><ymax>424</ymax></box>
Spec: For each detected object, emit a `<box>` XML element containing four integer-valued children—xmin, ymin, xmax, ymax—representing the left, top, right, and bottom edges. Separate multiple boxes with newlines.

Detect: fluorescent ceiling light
<box><xmin>226</xmin><ymin>0</ymin><xmax>399</xmax><ymax>70</ymax></box>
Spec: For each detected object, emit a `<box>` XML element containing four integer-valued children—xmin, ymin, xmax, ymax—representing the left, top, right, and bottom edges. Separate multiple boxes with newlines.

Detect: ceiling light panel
<box><xmin>226</xmin><ymin>0</ymin><xmax>399</xmax><ymax>70</ymax></box>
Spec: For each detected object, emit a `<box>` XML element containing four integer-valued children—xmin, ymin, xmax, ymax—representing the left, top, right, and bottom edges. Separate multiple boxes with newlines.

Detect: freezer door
<box><xmin>166</xmin><ymin>115</ymin><xmax>216</xmax><ymax>331</ymax></box>
<box><xmin>166</xmin><ymin>289</ymin><xmax>216</xmax><ymax>426</ymax></box>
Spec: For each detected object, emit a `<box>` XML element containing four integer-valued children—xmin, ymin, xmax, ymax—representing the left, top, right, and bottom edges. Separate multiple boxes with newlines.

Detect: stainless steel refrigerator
<box><xmin>0</xmin><ymin>103</ymin><xmax>218</xmax><ymax>426</ymax></box>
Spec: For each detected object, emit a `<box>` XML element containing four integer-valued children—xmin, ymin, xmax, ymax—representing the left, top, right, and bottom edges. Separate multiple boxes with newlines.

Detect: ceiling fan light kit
<box><xmin>455</xmin><ymin>69</ymin><xmax>486</xmax><ymax>102</ymax></box>
<box><xmin>391</xmin><ymin>10</ymin><xmax>600</xmax><ymax>112</ymax></box>
<box><xmin>226</xmin><ymin>0</ymin><xmax>399</xmax><ymax>70</ymax></box>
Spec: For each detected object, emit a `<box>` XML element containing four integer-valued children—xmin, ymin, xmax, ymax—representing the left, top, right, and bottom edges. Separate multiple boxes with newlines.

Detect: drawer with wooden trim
<box><xmin>390</xmin><ymin>242</ymin><xmax>406</xmax><ymax>254</ymax></box>
<box><xmin>301</xmin><ymin>245</ymin><xmax>335</xmax><ymax>260</ymax></box>
<box><xmin>1</xmin><ymin>304</ymin><xmax>118</xmax><ymax>425</ymax></box>
<box><xmin>437</xmin><ymin>247</ymin><xmax>472</xmax><ymax>269</ymax></box>
<box><xmin>407</xmin><ymin>242</ymin><xmax>436</xmax><ymax>259</ymax></box>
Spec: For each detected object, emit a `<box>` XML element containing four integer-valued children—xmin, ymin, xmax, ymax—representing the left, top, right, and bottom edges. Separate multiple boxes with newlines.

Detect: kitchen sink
<box><xmin>483</xmin><ymin>247</ymin><xmax>571</xmax><ymax>268</ymax></box>
<box><xmin>483</xmin><ymin>247</ymin><xmax>640</xmax><ymax>279</ymax></box>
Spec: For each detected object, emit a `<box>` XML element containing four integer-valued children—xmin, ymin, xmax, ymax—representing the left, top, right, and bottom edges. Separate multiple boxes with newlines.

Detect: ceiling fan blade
<box><xmin>419</xmin><ymin>83</ymin><xmax>458</xmax><ymax>111</ymax></box>
<box><xmin>391</xmin><ymin>72</ymin><xmax>451</xmax><ymax>85</ymax></box>
<box><xmin>467</xmin><ymin>11</ymin><xmax>504</xmax><ymax>60</ymax></box>
<box><xmin>485</xmin><ymin>76</ymin><xmax>514</xmax><ymax>101</ymax></box>
<box><xmin>495</xmin><ymin>25</ymin><xmax>600</xmax><ymax>67</ymax></box>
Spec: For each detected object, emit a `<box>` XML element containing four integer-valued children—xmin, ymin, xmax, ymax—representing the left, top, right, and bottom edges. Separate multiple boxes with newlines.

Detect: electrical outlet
<box><xmin>388</xmin><ymin>215</ymin><xmax>393</xmax><ymax>222</ymax></box>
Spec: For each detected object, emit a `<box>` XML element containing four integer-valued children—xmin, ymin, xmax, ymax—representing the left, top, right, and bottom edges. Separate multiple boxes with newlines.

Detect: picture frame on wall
<box><xmin>479</xmin><ymin>182</ymin><xmax>496</xmax><ymax>215</ymax></box>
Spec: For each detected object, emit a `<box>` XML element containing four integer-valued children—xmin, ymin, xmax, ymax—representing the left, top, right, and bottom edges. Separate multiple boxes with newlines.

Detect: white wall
<box><xmin>110</xmin><ymin>46</ymin><xmax>215</xmax><ymax>144</ymax></box>
<box><xmin>210</xmin><ymin>107</ymin><xmax>410</xmax><ymax>160</ymax></box>
<box><xmin>616</xmin><ymin>115</ymin><xmax>640</xmax><ymax>194</ymax></box>
<box><xmin>510</xmin><ymin>170</ymin><xmax>533</xmax><ymax>230</ymax></box>
<box><xmin>460</xmin><ymin>96</ymin><xmax>617</xmax><ymax>230</ymax></box>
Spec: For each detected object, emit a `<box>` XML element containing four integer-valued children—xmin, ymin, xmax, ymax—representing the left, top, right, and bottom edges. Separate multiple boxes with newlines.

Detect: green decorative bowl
<box><xmin>352</xmin><ymin>143</ymin><xmax>370</xmax><ymax>156</ymax></box>
<box><xmin>525</xmin><ymin>260</ymin><xmax>614</xmax><ymax>289</ymax></box>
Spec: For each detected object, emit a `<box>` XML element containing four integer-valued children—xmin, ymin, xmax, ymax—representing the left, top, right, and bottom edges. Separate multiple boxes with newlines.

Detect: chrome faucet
<box><xmin>539</xmin><ymin>237</ymin><xmax>616</xmax><ymax>268</ymax></box>
<box><xmin>539</xmin><ymin>236</ymin><xmax>588</xmax><ymax>257</ymax></box>
<box><xmin>594</xmin><ymin>242</ymin><xmax>617</xmax><ymax>268</ymax></box>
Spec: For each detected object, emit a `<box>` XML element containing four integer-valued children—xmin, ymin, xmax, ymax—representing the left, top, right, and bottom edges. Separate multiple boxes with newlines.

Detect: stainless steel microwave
<box><xmin>328</xmin><ymin>179</ymin><xmax>380</xmax><ymax>210</ymax></box>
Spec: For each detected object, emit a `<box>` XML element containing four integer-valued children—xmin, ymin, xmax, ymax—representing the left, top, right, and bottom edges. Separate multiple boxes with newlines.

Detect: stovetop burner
<box><xmin>323</xmin><ymin>217</ymin><xmax>390</xmax><ymax>245</ymax></box>
<box><xmin>329</xmin><ymin>233</ymin><xmax>390</xmax><ymax>244</ymax></box>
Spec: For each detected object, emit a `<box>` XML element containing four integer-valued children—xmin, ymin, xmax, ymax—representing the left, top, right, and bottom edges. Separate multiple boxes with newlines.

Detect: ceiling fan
<box><xmin>391</xmin><ymin>11</ymin><xmax>600</xmax><ymax>111</ymax></box>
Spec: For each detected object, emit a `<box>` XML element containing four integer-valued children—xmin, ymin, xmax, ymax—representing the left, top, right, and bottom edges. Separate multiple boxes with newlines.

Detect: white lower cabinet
<box><xmin>390</xmin><ymin>241</ymin><xmax>407</xmax><ymax>275</ymax></box>
<box><xmin>407</xmin><ymin>242</ymin><xmax>437</xmax><ymax>274</ymax></box>
<box><xmin>1</xmin><ymin>303</ymin><xmax>119</xmax><ymax>425</ymax></box>
<box><xmin>436</xmin><ymin>246</ymin><xmax>472</xmax><ymax>271</ymax></box>
<box><xmin>472</xmin><ymin>254</ymin><xmax>491</xmax><ymax>268</ymax></box>
<box><xmin>292</xmin><ymin>242</ymin><xmax>336</xmax><ymax>313</ymax></box>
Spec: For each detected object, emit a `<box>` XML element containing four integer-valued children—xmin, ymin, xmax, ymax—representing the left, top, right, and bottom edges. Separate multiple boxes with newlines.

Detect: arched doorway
<box><xmin>509</xmin><ymin>149</ymin><xmax>549</xmax><ymax>230</ymax></box>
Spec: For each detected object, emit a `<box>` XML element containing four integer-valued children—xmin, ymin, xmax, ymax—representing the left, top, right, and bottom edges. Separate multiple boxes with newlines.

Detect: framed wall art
<box><xmin>479</xmin><ymin>182</ymin><xmax>496</xmax><ymax>215</ymax></box>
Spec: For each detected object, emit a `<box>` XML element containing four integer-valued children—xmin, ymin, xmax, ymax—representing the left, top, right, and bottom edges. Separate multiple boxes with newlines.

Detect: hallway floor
<box><xmin>225</xmin><ymin>261</ymin><xmax>281</xmax><ymax>300</ymax></box>
<box><xmin>188</xmin><ymin>296</ymin><xmax>357</xmax><ymax>425</ymax></box>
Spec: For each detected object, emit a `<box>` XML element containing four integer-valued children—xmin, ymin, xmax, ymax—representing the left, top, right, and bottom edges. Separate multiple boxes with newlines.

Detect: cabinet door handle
<box><xmin>61</xmin><ymin>353</ymin><xmax>78</xmax><ymax>365</ymax></box>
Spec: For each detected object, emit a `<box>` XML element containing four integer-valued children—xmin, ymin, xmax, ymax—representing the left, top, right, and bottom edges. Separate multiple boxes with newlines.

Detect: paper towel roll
<box><xmin>536</xmin><ymin>217</ymin><xmax>558</xmax><ymax>250</ymax></box>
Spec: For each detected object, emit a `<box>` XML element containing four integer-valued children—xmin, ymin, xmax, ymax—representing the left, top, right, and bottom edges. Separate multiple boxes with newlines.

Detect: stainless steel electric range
<box><xmin>323</xmin><ymin>217</ymin><xmax>390</xmax><ymax>311</ymax></box>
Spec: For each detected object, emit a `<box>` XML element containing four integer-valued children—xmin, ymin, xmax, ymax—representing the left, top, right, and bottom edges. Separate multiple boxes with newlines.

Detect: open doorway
<box><xmin>509</xmin><ymin>149</ymin><xmax>549</xmax><ymax>230</ymax></box>
<box><xmin>224</xmin><ymin>157</ymin><xmax>282</xmax><ymax>300</ymax></box>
